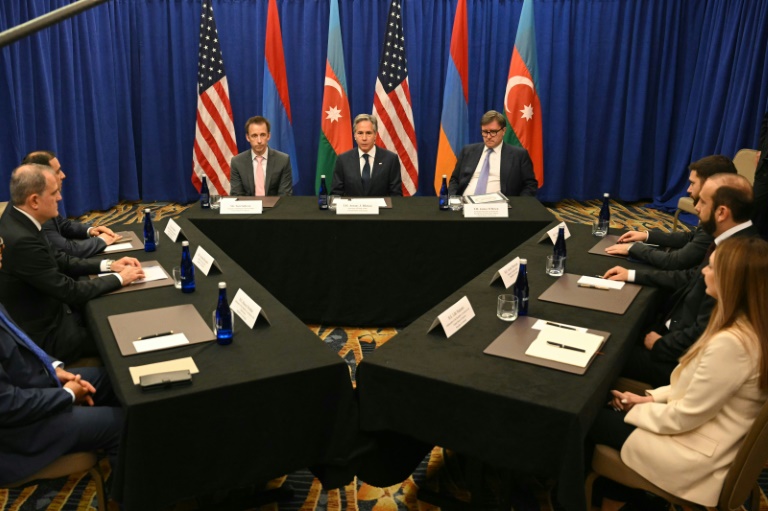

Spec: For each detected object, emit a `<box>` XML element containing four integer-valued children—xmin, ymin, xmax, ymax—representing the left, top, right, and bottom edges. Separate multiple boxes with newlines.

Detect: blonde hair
<box><xmin>679</xmin><ymin>237</ymin><xmax>768</xmax><ymax>388</ymax></box>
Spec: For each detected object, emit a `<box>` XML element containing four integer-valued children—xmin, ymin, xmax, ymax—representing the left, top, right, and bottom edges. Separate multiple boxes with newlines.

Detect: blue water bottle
<box><xmin>143</xmin><ymin>208</ymin><xmax>156</xmax><ymax>252</ymax></box>
<box><xmin>200</xmin><ymin>176</ymin><xmax>210</xmax><ymax>209</ymax></box>
<box><xmin>438</xmin><ymin>175</ymin><xmax>449</xmax><ymax>210</ymax></box>
<box><xmin>554</xmin><ymin>225</ymin><xmax>567</xmax><ymax>273</ymax></box>
<box><xmin>318</xmin><ymin>175</ymin><xmax>329</xmax><ymax>210</ymax></box>
<box><xmin>513</xmin><ymin>258</ymin><xmax>529</xmax><ymax>316</ymax></box>
<box><xmin>215</xmin><ymin>282</ymin><xmax>233</xmax><ymax>345</ymax></box>
<box><xmin>180</xmin><ymin>240</ymin><xmax>195</xmax><ymax>293</ymax></box>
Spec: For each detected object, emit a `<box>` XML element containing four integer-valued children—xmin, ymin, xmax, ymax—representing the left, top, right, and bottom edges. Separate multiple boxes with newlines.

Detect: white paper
<box><xmin>467</xmin><ymin>192</ymin><xmax>507</xmax><ymax>204</ymax></box>
<box><xmin>335</xmin><ymin>202</ymin><xmax>380</xmax><ymax>215</ymax></box>
<box><xmin>531</xmin><ymin>319</ymin><xmax>588</xmax><ymax>333</ymax></box>
<box><xmin>525</xmin><ymin>326</ymin><xmax>604</xmax><ymax>367</ymax></box>
<box><xmin>98</xmin><ymin>264</ymin><xmax>167</xmax><ymax>283</ymax></box>
<box><xmin>193</xmin><ymin>246</ymin><xmax>215</xmax><ymax>275</ymax></box>
<box><xmin>546</xmin><ymin>221</ymin><xmax>572</xmax><ymax>244</ymax></box>
<box><xmin>338</xmin><ymin>198</ymin><xmax>387</xmax><ymax>207</ymax></box>
<box><xmin>165</xmin><ymin>218</ymin><xmax>182</xmax><ymax>242</ymax></box>
<box><xmin>428</xmin><ymin>296</ymin><xmax>475</xmax><ymax>338</ymax></box>
<box><xmin>129</xmin><ymin>357</ymin><xmax>199</xmax><ymax>385</ymax></box>
<box><xmin>463</xmin><ymin>203</ymin><xmax>509</xmax><ymax>218</ymax></box>
<box><xmin>220</xmin><ymin>198</ymin><xmax>262</xmax><ymax>214</ymax></box>
<box><xmin>102</xmin><ymin>242</ymin><xmax>133</xmax><ymax>253</ymax></box>
<box><xmin>231</xmin><ymin>288</ymin><xmax>263</xmax><ymax>329</ymax></box>
<box><xmin>133</xmin><ymin>333</ymin><xmax>190</xmax><ymax>353</ymax></box>
<box><xmin>491</xmin><ymin>257</ymin><xmax>520</xmax><ymax>289</ymax></box>
<box><xmin>577</xmin><ymin>275</ymin><xmax>625</xmax><ymax>290</ymax></box>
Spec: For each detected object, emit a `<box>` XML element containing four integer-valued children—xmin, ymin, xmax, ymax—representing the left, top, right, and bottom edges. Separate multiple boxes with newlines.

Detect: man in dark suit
<box><xmin>604</xmin><ymin>155</ymin><xmax>736</xmax><ymax>270</ymax></box>
<box><xmin>22</xmin><ymin>151</ymin><xmax>122</xmax><ymax>258</ymax></box>
<box><xmin>0</xmin><ymin>164</ymin><xmax>144</xmax><ymax>363</ymax></box>
<box><xmin>447</xmin><ymin>110</ymin><xmax>538</xmax><ymax>197</ymax></box>
<box><xmin>229</xmin><ymin>116</ymin><xmax>293</xmax><ymax>196</ymax></box>
<box><xmin>330</xmin><ymin>114</ymin><xmax>403</xmax><ymax>197</ymax></box>
<box><xmin>752</xmin><ymin>111</ymin><xmax>768</xmax><ymax>240</ymax></box>
<box><xmin>604</xmin><ymin>174</ymin><xmax>757</xmax><ymax>386</ymax></box>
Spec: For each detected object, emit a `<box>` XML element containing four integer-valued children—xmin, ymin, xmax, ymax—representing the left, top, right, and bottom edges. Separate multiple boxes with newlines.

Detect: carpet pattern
<box><xmin>4</xmin><ymin>199</ymin><xmax>747</xmax><ymax>511</ymax></box>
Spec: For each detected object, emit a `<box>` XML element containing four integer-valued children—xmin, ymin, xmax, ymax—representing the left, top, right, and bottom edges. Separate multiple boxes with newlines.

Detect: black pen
<box><xmin>546</xmin><ymin>321</ymin><xmax>577</xmax><ymax>331</ymax></box>
<box><xmin>547</xmin><ymin>341</ymin><xmax>585</xmax><ymax>353</ymax></box>
<box><xmin>137</xmin><ymin>331</ymin><xmax>174</xmax><ymax>341</ymax></box>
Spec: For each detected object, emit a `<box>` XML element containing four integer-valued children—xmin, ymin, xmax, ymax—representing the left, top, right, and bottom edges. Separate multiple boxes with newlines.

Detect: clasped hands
<box><xmin>90</xmin><ymin>225</ymin><xmax>123</xmax><ymax>245</ymax></box>
<box><xmin>111</xmin><ymin>256</ymin><xmax>145</xmax><ymax>285</ymax></box>
<box><xmin>56</xmin><ymin>367</ymin><xmax>96</xmax><ymax>406</ymax></box>
<box><xmin>604</xmin><ymin>230</ymin><xmax>647</xmax><ymax>256</ymax></box>
<box><xmin>608</xmin><ymin>390</ymin><xmax>653</xmax><ymax>412</ymax></box>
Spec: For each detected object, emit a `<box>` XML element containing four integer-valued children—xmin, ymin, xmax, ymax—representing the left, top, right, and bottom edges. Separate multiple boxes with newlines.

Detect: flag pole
<box><xmin>0</xmin><ymin>0</ymin><xmax>110</xmax><ymax>49</ymax></box>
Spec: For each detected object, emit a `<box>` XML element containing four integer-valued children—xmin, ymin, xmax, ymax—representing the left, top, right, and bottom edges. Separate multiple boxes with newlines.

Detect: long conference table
<box><xmin>81</xmin><ymin>197</ymin><xmax>658</xmax><ymax>510</ymax></box>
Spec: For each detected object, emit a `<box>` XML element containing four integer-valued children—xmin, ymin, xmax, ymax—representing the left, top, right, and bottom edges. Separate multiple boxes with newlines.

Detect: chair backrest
<box><xmin>732</xmin><ymin>148</ymin><xmax>761</xmax><ymax>185</ymax></box>
<box><xmin>719</xmin><ymin>398</ymin><xmax>768</xmax><ymax>510</ymax></box>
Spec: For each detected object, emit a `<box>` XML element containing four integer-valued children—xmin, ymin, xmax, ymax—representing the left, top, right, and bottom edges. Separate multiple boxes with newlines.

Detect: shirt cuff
<box><xmin>100</xmin><ymin>260</ymin><xmax>110</xmax><ymax>272</ymax></box>
<box><xmin>63</xmin><ymin>387</ymin><xmax>76</xmax><ymax>403</ymax></box>
<box><xmin>87</xmin><ymin>227</ymin><xmax>94</xmax><ymax>237</ymax></box>
<box><xmin>113</xmin><ymin>273</ymin><xmax>124</xmax><ymax>285</ymax></box>
<box><xmin>627</xmin><ymin>270</ymin><xmax>636</xmax><ymax>282</ymax></box>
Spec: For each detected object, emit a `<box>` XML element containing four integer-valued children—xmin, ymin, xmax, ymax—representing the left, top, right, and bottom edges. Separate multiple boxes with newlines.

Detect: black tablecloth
<box><xmin>186</xmin><ymin>197</ymin><xmax>554</xmax><ymax>326</ymax></box>
<box><xmin>84</xmin><ymin>218</ymin><xmax>357</xmax><ymax>511</ymax></box>
<box><xmin>356</xmin><ymin>223</ymin><xmax>660</xmax><ymax>510</ymax></box>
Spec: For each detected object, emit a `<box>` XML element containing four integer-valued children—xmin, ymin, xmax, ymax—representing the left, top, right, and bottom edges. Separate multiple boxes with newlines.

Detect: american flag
<box><xmin>372</xmin><ymin>1</ymin><xmax>418</xmax><ymax>196</ymax></box>
<box><xmin>192</xmin><ymin>1</ymin><xmax>237</xmax><ymax>195</ymax></box>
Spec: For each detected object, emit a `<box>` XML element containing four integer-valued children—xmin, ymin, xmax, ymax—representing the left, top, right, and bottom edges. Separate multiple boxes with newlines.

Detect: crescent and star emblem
<box><xmin>505</xmin><ymin>75</ymin><xmax>535</xmax><ymax>122</ymax></box>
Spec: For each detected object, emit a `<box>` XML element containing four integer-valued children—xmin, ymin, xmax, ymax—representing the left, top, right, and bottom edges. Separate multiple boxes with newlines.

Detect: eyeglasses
<box><xmin>481</xmin><ymin>128</ymin><xmax>504</xmax><ymax>138</ymax></box>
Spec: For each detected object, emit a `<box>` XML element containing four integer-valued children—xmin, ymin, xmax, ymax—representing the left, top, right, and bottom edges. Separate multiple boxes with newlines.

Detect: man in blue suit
<box><xmin>448</xmin><ymin>110</ymin><xmax>539</xmax><ymax>197</ymax></box>
<box><xmin>0</xmin><ymin>238</ymin><xmax>122</xmax><ymax>486</ymax></box>
<box><xmin>330</xmin><ymin>114</ymin><xmax>403</xmax><ymax>197</ymax></box>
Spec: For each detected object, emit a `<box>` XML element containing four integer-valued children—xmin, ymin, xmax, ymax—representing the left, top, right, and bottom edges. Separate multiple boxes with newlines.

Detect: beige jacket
<box><xmin>621</xmin><ymin>327</ymin><xmax>767</xmax><ymax>506</ymax></box>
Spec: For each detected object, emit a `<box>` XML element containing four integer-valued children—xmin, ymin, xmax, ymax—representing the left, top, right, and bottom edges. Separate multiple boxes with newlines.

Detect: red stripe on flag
<box><xmin>194</xmin><ymin>108</ymin><xmax>227</xmax><ymax>193</ymax></box>
<box><xmin>265</xmin><ymin>0</ymin><xmax>292</xmax><ymax>123</ymax></box>
<box><xmin>211</xmin><ymin>82</ymin><xmax>238</xmax><ymax>154</ymax></box>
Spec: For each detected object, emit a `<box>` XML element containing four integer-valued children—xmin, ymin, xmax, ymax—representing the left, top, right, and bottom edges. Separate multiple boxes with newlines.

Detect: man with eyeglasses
<box><xmin>22</xmin><ymin>150</ymin><xmax>122</xmax><ymax>258</ymax></box>
<box><xmin>229</xmin><ymin>116</ymin><xmax>293</xmax><ymax>197</ymax></box>
<box><xmin>330</xmin><ymin>113</ymin><xmax>402</xmax><ymax>196</ymax></box>
<box><xmin>447</xmin><ymin>110</ymin><xmax>538</xmax><ymax>197</ymax></box>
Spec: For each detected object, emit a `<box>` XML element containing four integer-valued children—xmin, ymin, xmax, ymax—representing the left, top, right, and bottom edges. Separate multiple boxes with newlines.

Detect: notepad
<box><xmin>524</xmin><ymin>326</ymin><xmax>604</xmax><ymax>368</ymax></box>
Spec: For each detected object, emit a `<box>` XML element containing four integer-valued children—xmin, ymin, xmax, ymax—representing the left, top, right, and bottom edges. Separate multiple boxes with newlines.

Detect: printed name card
<box><xmin>335</xmin><ymin>201</ymin><xmax>380</xmax><ymax>215</ymax></box>
<box><xmin>463</xmin><ymin>203</ymin><xmax>509</xmax><ymax>218</ymax></box>
<box><xmin>164</xmin><ymin>218</ymin><xmax>184</xmax><ymax>242</ymax></box>
<box><xmin>192</xmin><ymin>246</ymin><xmax>222</xmax><ymax>275</ymax></box>
<box><xmin>490</xmin><ymin>257</ymin><xmax>520</xmax><ymax>288</ymax></box>
<box><xmin>230</xmin><ymin>288</ymin><xmax>270</xmax><ymax>328</ymax></box>
<box><xmin>220</xmin><ymin>197</ymin><xmax>263</xmax><ymax>215</ymax></box>
<box><xmin>427</xmin><ymin>296</ymin><xmax>475</xmax><ymax>339</ymax></box>
<box><xmin>540</xmin><ymin>221</ymin><xmax>572</xmax><ymax>244</ymax></box>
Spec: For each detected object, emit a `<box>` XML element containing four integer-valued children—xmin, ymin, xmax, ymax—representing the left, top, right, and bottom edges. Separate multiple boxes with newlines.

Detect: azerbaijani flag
<box><xmin>503</xmin><ymin>0</ymin><xmax>544</xmax><ymax>187</ymax></box>
<box><xmin>316</xmin><ymin>0</ymin><xmax>352</xmax><ymax>192</ymax></box>
<box><xmin>263</xmin><ymin>0</ymin><xmax>300</xmax><ymax>186</ymax></box>
<box><xmin>434</xmin><ymin>0</ymin><xmax>469</xmax><ymax>194</ymax></box>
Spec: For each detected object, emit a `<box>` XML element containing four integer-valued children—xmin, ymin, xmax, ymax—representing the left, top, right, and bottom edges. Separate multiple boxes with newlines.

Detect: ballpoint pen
<box><xmin>577</xmin><ymin>283</ymin><xmax>610</xmax><ymax>290</ymax></box>
<box><xmin>545</xmin><ymin>321</ymin><xmax>577</xmax><ymax>331</ymax></box>
<box><xmin>137</xmin><ymin>331</ymin><xmax>174</xmax><ymax>340</ymax></box>
<box><xmin>546</xmin><ymin>341</ymin><xmax>585</xmax><ymax>353</ymax></box>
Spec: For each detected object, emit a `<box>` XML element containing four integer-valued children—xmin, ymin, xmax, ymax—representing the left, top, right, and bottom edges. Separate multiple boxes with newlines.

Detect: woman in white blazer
<box><xmin>590</xmin><ymin>236</ymin><xmax>768</xmax><ymax>510</ymax></box>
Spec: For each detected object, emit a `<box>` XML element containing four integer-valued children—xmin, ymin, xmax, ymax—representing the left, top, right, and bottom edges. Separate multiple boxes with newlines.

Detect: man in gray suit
<box><xmin>229</xmin><ymin>116</ymin><xmax>293</xmax><ymax>196</ymax></box>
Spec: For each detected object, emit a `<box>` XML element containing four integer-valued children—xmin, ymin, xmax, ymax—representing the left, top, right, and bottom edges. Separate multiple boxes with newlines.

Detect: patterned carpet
<box><xmin>4</xmin><ymin>199</ymin><xmax>736</xmax><ymax>511</ymax></box>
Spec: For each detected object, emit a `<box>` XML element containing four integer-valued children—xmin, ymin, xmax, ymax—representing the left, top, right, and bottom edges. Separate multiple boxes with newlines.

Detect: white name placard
<box><xmin>427</xmin><ymin>296</ymin><xmax>475</xmax><ymax>339</ymax></box>
<box><xmin>545</xmin><ymin>221</ymin><xmax>571</xmax><ymax>244</ymax></box>
<box><xmin>335</xmin><ymin>202</ymin><xmax>380</xmax><ymax>215</ymax></box>
<box><xmin>164</xmin><ymin>218</ymin><xmax>183</xmax><ymax>242</ymax></box>
<box><xmin>231</xmin><ymin>288</ymin><xmax>270</xmax><ymax>328</ymax></box>
<box><xmin>490</xmin><ymin>257</ymin><xmax>520</xmax><ymax>289</ymax></box>
<box><xmin>192</xmin><ymin>245</ymin><xmax>221</xmax><ymax>275</ymax></box>
<box><xmin>220</xmin><ymin>198</ymin><xmax>263</xmax><ymax>215</ymax></box>
<box><xmin>463</xmin><ymin>203</ymin><xmax>509</xmax><ymax>218</ymax></box>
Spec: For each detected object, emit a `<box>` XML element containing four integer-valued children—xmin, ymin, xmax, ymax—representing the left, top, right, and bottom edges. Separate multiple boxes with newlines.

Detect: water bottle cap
<box><xmin>603</xmin><ymin>193</ymin><xmax>609</xmax><ymax>198</ymax></box>
<box><xmin>182</xmin><ymin>240</ymin><xmax>189</xmax><ymax>246</ymax></box>
<box><xmin>520</xmin><ymin>258</ymin><xmax>527</xmax><ymax>264</ymax></box>
<box><xmin>144</xmin><ymin>208</ymin><xmax>151</xmax><ymax>213</ymax></box>
<box><xmin>320</xmin><ymin>174</ymin><xmax>326</xmax><ymax>178</ymax></box>
<box><xmin>218</xmin><ymin>282</ymin><xmax>227</xmax><ymax>289</ymax></box>
<box><xmin>442</xmin><ymin>174</ymin><xmax>446</xmax><ymax>178</ymax></box>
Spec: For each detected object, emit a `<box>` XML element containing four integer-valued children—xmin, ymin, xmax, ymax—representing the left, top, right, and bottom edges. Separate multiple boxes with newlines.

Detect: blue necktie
<box><xmin>361</xmin><ymin>154</ymin><xmax>371</xmax><ymax>193</ymax></box>
<box><xmin>474</xmin><ymin>148</ymin><xmax>493</xmax><ymax>195</ymax></box>
<box><xmin>0</xmin><ymin>309</ymin><xmax>61</xmax><ymax>387</ymax></box>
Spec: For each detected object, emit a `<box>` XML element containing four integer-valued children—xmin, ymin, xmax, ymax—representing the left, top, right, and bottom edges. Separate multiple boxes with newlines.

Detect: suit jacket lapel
<box><xmin>263</xmin><ymin>149</ymin><xmax>273</xmax><ymax>194</ymax></box>
<box><xmin>499</xmin><ymin>144</ymin><xmax>510</xmax><ymax>190</ymax></box>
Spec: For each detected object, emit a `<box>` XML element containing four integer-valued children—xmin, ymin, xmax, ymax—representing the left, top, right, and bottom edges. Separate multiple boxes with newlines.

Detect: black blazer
<box><xmin>0</xmin><ymin>206</ymin><xmax>121</xmax><ymax>345</ymax></box>
<box><xmin>330</xmin><ymin>147</ymin><xmax>403</xmax><ymax>197</ymax></box>
<box><xmin>447</xmin><ymin>142</ymin><xmax>538</xmax><ymax>197</ymax></box>
<box><xmin>42</xmin><ymin>215</ymin><xmax>106</xmax><ymax>258</ymax></box>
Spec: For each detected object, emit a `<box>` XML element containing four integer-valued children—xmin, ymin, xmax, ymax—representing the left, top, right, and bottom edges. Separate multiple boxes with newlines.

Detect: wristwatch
<box><xmin>105</xmin><ymin>259</ymin><xmax>115</xmax><ymax>272</ymax></box>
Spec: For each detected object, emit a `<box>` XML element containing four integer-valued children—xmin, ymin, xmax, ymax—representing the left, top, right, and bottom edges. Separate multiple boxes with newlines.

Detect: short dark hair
<box><xmin>10</xmin><ymin>164</ymin><xmax>54</xmax><ymax>206</ymax></box>
<box><xmin>710</xmin><ymin>173</ymin><xmax>753</xmax><ymax>222</ymax></box>
<box><xmin>689</xmin><ymin>155</ymin><xmax>737</xmax><ymax>181</ymax></box>
<box><xmin>245</xmin><ymin>116</ymin><xmax>271</xmax><ymax>134</ymax></box>
<box><xmin>21</xmin><ymin>150</ymin><xmax>56</xmax><ymax>166</ymax></box>
<box><xmin>480</xmin><ymin>110</ymin><xmax>506</xmax><ymax>128</ymax></box>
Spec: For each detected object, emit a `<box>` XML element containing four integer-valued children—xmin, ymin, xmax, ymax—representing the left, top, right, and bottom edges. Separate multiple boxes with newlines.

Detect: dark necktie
<box><xmin>0</xmin><ymin>309</ymin><xmax>60</xmax><ymax>387</ymax></box>
<box><xmin>702</xmin><ymin>241</ymin><xmax>716</xmax><ymax>265</ymax></box>
<box><xmin>362</xmin><ymin>154</ymin><xmax>371</xmax><ymax>193</ymax></box>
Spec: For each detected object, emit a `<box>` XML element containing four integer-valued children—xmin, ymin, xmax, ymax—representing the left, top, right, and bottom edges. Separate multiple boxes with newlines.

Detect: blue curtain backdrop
<box><xmin>1</xmin><ymin>0</ymin><xmax>767</xmax><ymax>216</ymax></box>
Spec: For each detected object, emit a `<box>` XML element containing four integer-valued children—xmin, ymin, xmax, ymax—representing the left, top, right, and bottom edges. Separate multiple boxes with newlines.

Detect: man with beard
<box><xmin>604</xmin><ymin>155</ymin><xmax>736</xmax><ymax>270</ymax></box>
<box><xmin>602</xmin><ymin>174</ymin><xmax>757</xmax><ymax>386</ymax></box>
